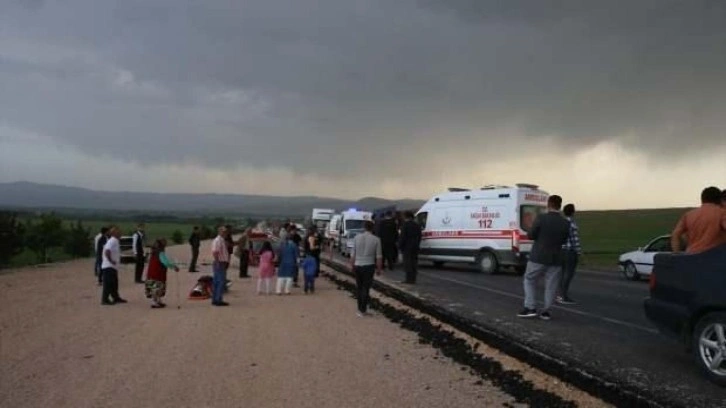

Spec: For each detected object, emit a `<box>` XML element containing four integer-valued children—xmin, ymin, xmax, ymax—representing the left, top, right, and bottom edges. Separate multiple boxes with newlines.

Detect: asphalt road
<box><xmin>325</xmin><ymin>250</ymin><xmax>726</xmax><ymax>408</ymax></box>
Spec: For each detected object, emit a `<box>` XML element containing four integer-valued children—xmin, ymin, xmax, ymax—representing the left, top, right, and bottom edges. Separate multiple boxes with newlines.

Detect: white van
<box><xmin>326</xmin><ymin>214</ymin><xmax>342</xmax><ymax>247</ymax></box>
<box><xmin>416</xmin><ymin>184</ymin><xmax>549</xmax><ymax>274</ymax></box>
<box><xmin>338</xmin><ymin>209</ymin><xmax>372</xmax><ymax>257</ymax></box>
<box><xmin>312</xmin><ymin>208</ymin><xmax>335</xmax><ymax>232</ymax></box>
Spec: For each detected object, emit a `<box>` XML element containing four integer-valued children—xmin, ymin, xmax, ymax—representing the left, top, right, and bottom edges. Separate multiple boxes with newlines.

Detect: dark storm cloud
<box><xmin>1</xmin><ymin>0</ymin><xmax>724</xmax><ymax>179</ymax></box>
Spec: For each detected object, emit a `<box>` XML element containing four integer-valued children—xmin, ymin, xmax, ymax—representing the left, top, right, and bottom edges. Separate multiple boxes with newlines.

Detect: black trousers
<box><xmin>382</xmin><ymin>243</ymin><xmax>397</xmax><ymax>270</ymax></box>
<box><xmin>239</xmin><ymin>250</ymin><xmax>250</xmax><ymax>277</ymax></box>
<box><xmin>312</xmin><ymin>250</ymin><xmax>321</xmax><ymax>277</ymax></box>
<box><xmin>354</xmin><ymin>265</ymin><xmax>376</xmax><ymax>313</ymax></box>
<box><xmin>101</xmin><ymin>268</ymin><xmax>121</xmax><ymax>303</ymax></box>
<box><xmin>94</xmin><ymin>258</ymin><xmax>103</xmax><ymax>284</ymax></box>
<box><xmin>134</xmin><ymin>254</ymin><xmax>145</xmax><ymax>282</ymax></box>
<box><xmin>189</xmin><ymin>247</ymin><xmax>199</xmax><ymax>272</ymax></box>
<box><xmin>560</xmin><ymin>250</ymin><xmax>579</xmax><ymax>299</ymax></box>
<box><xmin>402</xmin><ymin>250</ymin><xmax>418</xmax><ymax>283</ymax></box>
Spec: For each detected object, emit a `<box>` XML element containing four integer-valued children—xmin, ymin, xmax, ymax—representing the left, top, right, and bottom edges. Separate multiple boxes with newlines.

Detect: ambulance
<box><xmin>326</xmin><ymin>214</ymin><xmax>342</xmax><ymax>247</ymax></box>
<box><xmin>416</xmin><ymin>183</ymin><xmax>549</xmax><ymax>274</ymax></box>
<box><xmin>337</xmin><ymin>209</ymin><xmax>373</xmax><ymax>257</ymax></box>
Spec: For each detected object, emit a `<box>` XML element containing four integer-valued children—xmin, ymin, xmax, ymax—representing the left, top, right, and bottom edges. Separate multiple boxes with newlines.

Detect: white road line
<box><xmin>419</xmin><ymin>272</ymin><xmax>659</xmax><ymax>335</ymax></box>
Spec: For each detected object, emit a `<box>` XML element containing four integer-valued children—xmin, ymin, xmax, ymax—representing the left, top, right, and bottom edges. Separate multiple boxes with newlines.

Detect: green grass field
<box><xmin>8</xmin><ymin>218</ymin><xmax>198</xmax><ymax>267</ymax></box>
<box><xmin>576</xmin><ymin>207</ymin><xmax>685</xmax><ymax>268</ymax></box>
<box><xmin>6</xmin><ymin>208</ymin><xmax>690</xmax><ymax>269</ymax></box>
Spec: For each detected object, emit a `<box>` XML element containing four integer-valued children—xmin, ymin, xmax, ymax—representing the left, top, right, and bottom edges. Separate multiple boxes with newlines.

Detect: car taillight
<box><xmin>649</xmin><ymin>271</ymin><xmax>656</xmax><ymax>291</ymax></box>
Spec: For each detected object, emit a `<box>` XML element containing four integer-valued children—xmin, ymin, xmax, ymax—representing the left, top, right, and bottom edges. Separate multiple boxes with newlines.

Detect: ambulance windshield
<box><xmin>520</xmin><ymin>205</ymin><xmax>546</xmax><ymax>232</ymax></box>
<box><xmin>345</xmin><ymin>219</ymin><xmax>366</xmax><ymax>231</ymax></box>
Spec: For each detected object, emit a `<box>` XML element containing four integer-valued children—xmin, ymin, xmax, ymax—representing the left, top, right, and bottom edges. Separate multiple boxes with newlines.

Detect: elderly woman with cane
<box><xmin>145</xmin><ymin>238</ymin><xmax>179</xmax><ymax>308</ymax></box>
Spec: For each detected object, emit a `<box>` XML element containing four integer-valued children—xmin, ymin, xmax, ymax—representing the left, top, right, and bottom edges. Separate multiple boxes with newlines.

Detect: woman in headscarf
<box><xmin>145</xmin><ymin>238</ymin><xmax>179</xmax><ymax>308</ymax></box>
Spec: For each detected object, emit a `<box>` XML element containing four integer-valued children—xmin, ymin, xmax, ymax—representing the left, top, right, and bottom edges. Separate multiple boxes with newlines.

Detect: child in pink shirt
<box><xmin>257</xmin><ymin>241</ymin><xmax>276</xmax><ymax>295</ymax></box>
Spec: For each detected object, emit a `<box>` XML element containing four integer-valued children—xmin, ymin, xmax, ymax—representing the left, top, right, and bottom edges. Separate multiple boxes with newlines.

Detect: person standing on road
<box><xmin>398</xmin><ymin>211</ymin><xmax>422</xmax><ymax>284</ymax></box>
<box><xmin>350</xmin><ymin>221</ymin><xmax>382</xmax><ymax>316</ymax></box>
<box><xmin>236</xmin><ymin>228</ymin><xmax>252</xmax><ymax>279</ymax></box>
<box><xmin>671</xmin><ymin>186</ymin><xmax>726</xmax><ymax>254</ymax></box>
<box><xmin>188</xmin><ymin>226</ymin><xmax>201</xmax><ymax>273</ymax></box>
<box><xmin>94</xmin><ymin>226</ymin><xmax>109</xmax><ymax>286</ymax></box>
<box><xmin>257</xmin><ymin>241</ymin><xmax>276</xmax><ymax>295</ymax></box>
<box><xmin>101</xmin><ymin>226</ymin><xmax>127</xmax><ymax>305</ymax></box>
<box><xmin>557</xmin><ymin>204</ymin><xmax>582</xmax><ymax>305</ymax></box>
<box><xmin>145</xmin><ymin>239</ymin><xmax>179</xmax><ymax>308</ymax></box>
<box><xmin>379</xmin><ymin>211</ymin><xmax>399</xmax><ymax>271</ymax></box>
<box><xmin>302</xmin><ymin>253</ymin><xmax>317</xmax><ymax>294</ymax></box>
<box><xmin>305</xmin><ymin>226</ymin><xmax>321</xmax><ymax>277</ymax></box>
<box><xmin>517</xmin><ymin>195</ymin><xmax>570</xmax><ymax>321</ymax></box>
<box><xmin>211</xmin><ymin>226</ymin><xmax>230</xmax><ymax>306</ymax></box>
<box><xmin>132</xmin><ymin>223</ymin><xmax>146</xmax><ymax>284</ymax></box>
<box><xmin>289</xmin><ymin>225</ymin><xmax>303</xmax><ymax>287</ymax></box>
<box><xmin>276</xmin><ymin>234</ymin><xmax>299</xmax><ymax>295</ymax></box>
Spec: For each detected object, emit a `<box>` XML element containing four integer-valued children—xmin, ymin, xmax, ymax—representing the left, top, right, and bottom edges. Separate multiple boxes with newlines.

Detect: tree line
<box><xmin>0</xmin><ymin>211</ymin><xmax>260</xmax><ymax>268</ymax></box>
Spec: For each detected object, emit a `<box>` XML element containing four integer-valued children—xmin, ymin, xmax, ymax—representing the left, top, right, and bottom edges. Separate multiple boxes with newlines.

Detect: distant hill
<box><xmin>0</xmin><ymin>182</ymin><xmax>425</xmax><ymax>217</ymax></box>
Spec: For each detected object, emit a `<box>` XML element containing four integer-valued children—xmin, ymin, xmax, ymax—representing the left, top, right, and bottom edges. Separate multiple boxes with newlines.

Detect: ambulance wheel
<box><xmin>476</xmin><ymin>251</ymin><xmax>499</xmax><ymax>274</ymax></box>
<box><xmin>433</xmin><ymin>261</ymin><xmax>445</xmax><ymax>269</ymax></box>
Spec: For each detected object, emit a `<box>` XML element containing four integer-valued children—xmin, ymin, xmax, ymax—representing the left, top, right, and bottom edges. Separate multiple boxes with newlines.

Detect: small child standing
<box><xmin>302</xmin><ymin>254</ymin><xmax>317</xmax><ymax>294</ymax></box>
<box><xmin>257</xmin><ymin>241</ymin><xmax>275</xmax><ymax>295</ymax></box>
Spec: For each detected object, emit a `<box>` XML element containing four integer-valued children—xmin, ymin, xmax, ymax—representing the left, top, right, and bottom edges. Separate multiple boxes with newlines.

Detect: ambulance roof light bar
<box><xmin>515</xmin><ymin>183</ymin><xmax>539</xmax><ymax>189</ymax></box>
<box><xmin>481</xmin><ymin>184</ymin><xmax>511</xmax><ymax>190</ymax></box>
<box><xmin>447</xmin><ymin>187</ymin><xmax>471</xmax><ymax>192</ymax></box>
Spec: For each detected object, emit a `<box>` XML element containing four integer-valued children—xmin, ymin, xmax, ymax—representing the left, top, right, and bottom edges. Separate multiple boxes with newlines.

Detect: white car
<box><xmin>618</xmin><ymin>235</ymin><xmax>672</xmax><ymax>280</ymax></box>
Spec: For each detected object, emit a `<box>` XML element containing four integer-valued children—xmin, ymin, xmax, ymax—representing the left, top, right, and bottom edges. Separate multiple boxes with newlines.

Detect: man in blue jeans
<box><xmin>211</xmin><ymin>226</ymin><xmax>230</xmax><ymax>306</ymax></box>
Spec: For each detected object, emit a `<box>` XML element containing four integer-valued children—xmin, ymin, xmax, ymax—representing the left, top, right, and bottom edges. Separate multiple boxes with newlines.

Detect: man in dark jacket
<box><xmin>132</xmin><ymin>223</ymin><xmax>145</xmax><ymax>283</ymax></box>
<box><xmin>517</xmin><ymin>195</ymin><xmax>570</xmax><ymax>320</ymax></box>
<box><xmin>398</xmin><ymin>211</ymin><xmax>422</xmax><ymax>284</ymax></box>
<box><xmin>188</xmin><ymin>226</ymin><xmax>201</xmax><ymax>272</ymax></box>
<box><xmin>94</xmin><ymin>227</ymin><xmax>109</xmax><ymax>285</ymax></box>
<box><xmin>378</xmin><ymin>211</ymin><xmax>399</xmax><ymax>270</ymax></box>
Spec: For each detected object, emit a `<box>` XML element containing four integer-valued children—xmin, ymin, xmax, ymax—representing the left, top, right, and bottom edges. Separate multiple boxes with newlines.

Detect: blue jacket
<box><xmin>277</xmin><ymin>240</ymin><xmax>299</xmax><ymax>278</ymax></box>
<box><xmin>302</xmin><ymin>255</ymin><xmax>317</xmax><ymax>277</ymax></box>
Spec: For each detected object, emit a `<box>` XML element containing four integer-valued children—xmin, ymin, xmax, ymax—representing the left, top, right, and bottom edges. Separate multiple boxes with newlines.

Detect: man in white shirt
<box><xmin>350</xmin><ymin>221</ymin><xmax>383</xmax><ymax>317</ymax></box>
<box><xmin>211</xmin><ymin>226</ymin><xmax>230</xmax><ymax>306</ymax></box>
<box><xmin>101</xmin><ymin>226</ymin><xmax>127</xmax><ymax>305</ymax></box>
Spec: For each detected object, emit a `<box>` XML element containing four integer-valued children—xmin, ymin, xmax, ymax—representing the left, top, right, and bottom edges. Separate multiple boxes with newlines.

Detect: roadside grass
<box><xmin>9</xmin><ymin>219</ymin><xmax>196</xmax><ymax>268</ymax></box>
<box><xmin>577</xmin><ymin>207</ymin><xmax>685</xmax><ymax>268</ymax></box>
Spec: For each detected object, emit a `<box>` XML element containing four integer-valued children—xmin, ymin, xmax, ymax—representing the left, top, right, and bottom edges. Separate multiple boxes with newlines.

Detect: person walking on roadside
<box><xmin>211</xmin><ymin>226</ymin><xmax>230</xmax><ymax>306</ymax></box>
<box><xmin>145</xmin><ymin>239</ymin><xmax>179</xmax><ymax>308</ymax></box>
<box><xmin>94</xmin><ymin>226</ymin><xmax>109</xmax><ymax>286</ymax></box>
<box><xmin>302</xmin><ymin>253</ymin><xmax>317</xmax><ymax>294</ymax></box>
<box><xmin>304</xmin><ymin>226</ymin><xmax>321</xmax><ymax>277</ymax></box>
<box><xmin>350</xmin><ymin>221</ymin><xmax>382</xmax><ymax>316</ymax></box>
<box><xmin>101</xmin><ymin>226</ymin><xmax>128</xmax><ymax>305</ymax></box>
<box><xmin>188</xmin><ymin>226</ymin><xmax>201</xmax><ymax>272</ymax></box>
<box><xmin>236</xmin><ymin>228</ymin><xmax>252</xmax><ymax>278</ymax></box>
<box><xmin>257</xmin><ymin>241</ymin><xmax>276</xmax><ymax>295</ymax></box>
<box><xmin>276</xmin><ymin>234</ymin><xmax>299</xmax><ymax>295</ymax></box>
<box><xmin>132</xmin><ymin>223</ymin><xmax>146</xmax><ymax>284</ymax></box>
<box><xmin>518</xmin><ymin>195</ymin><xmax>570</xmax><ymax>321</ymax></box>
<box><xmin>671</xmin><ymin>186</ymin><xmax>726</xmax><ymax>254</ymax></box>
<box><xmin>289</xmin><ymin>225</ymin><xmax>303</xmax><ymax>287</ymax></box>
<box><xmin>398</xmin><ymin>211</ymin><xmax>422</xmax><ymax>284</ymax></box>
<box><xmin>379</xmin><ymin>211</ymin><xmax>399</xmax><ymax>271</ymax></box>
<box><xmin>557</xmin><ymin>204</ymin><xmax>581</xmax><ymax>305</ymax></box>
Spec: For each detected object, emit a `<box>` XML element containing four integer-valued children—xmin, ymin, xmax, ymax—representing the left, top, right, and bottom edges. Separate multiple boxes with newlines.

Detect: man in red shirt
<box><xmin>671</xmin><ymin>187</ymin><xmax>726</xmax><ymax>254</ymax></box>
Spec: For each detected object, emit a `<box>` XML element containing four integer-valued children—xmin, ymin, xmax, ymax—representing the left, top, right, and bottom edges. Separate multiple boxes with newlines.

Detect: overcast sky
<box><xmin>1</xmin><ymin>0</ymin><xmax>724</xmax><ymax>209</ymax></box>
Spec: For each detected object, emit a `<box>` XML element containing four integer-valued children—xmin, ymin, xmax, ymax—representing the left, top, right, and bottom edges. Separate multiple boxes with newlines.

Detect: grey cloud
<box><xmin>1</xmin><ymin>0</ymin><xmax>725</xmax><ymax>181</ymax></box>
